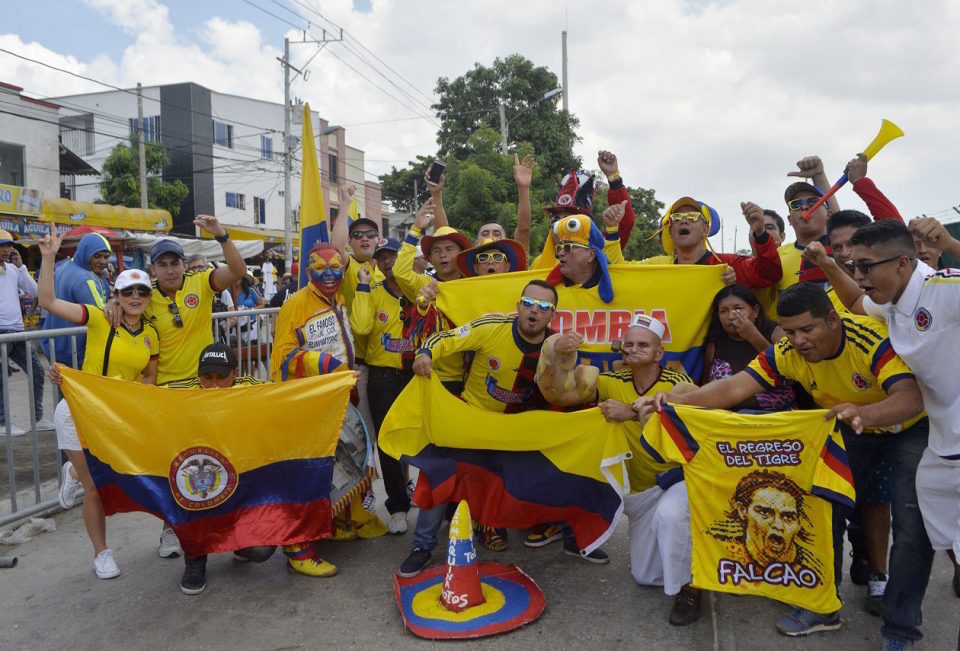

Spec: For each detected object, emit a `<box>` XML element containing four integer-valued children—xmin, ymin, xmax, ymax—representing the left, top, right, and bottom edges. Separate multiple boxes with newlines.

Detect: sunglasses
<box><xmin>845</xmin><ymin>255</ymin><xmax>910</xmax><ymax>275</ymax></box>
<box><xmin>168</xmin><ymin>301</ymin><xmax>183</xmax><ymax>328</ymax></box>
<box><xmin>520</xmin><ymin>296</ymin><xmax>555</xmax><ymax>312</ymax></box>
<box><xmin>555</xmin><ymin>242</ymin><xmax>591</xmax><ymax>256</ymax></box>
<box><xmin>119</xmin><ymin>286</ymin><xmax>151</xmax><ymax>298</ymax></box>
<box><xmin>787</xmin><ymin>197</ymin><xmax>820</xmax><ymax>211</ymax></box>
<box><xmin>475</xmin><ymin>252</ymin><xmax>506</xmax><ymax>263</ymax></box>
<box><xmin>669</xmin><ymin>211</ymin><xmax>704</xmax><ymax>224</ymax></box>
<box><xmin>399</xmin><ymin>296</ymin><xmax>410</xmax><ymax>323</ymax></box>
<box><xmin>350</xmin><ymin>230</ymin><xmax>379</xmax><ymax>240</ymax></box>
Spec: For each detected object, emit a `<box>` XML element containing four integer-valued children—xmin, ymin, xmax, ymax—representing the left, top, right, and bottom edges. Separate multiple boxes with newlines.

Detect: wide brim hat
<box><xmin>455</xmin><ymin>238</ymin><xmax>527</xmax><ymax>278</ymax></box>
<box><xmin>420</xmin><ymin>227</ymin><xmax>471</xmax><ymax>258</ymax></box>
<box><xmin>659</xmin><ymin>196</ymin><xmax>721</xmax><ymax>257</ymax></box>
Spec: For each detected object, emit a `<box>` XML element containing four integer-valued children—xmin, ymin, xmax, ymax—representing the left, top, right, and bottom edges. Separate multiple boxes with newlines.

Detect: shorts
<box><xmin>54</xmin><ymin>399</ymin><xmax>81</xmax><ymax>451</ymax></box>
<box><xmin>915</xmin><ymin>446</ymin><xmax>960</xmax><ymax>558</ymax></box>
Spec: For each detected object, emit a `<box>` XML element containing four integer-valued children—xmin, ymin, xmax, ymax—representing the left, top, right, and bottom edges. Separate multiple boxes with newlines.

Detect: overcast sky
<box><xmin>4</xmin><ymin>0</ymin><xmax>959</xmax><ymax>251</ymax></box>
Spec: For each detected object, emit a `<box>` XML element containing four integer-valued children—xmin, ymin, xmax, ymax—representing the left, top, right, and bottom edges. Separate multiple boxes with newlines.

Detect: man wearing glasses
<box><xmin>399</xmin><ymin>280</ymin><xmax>604</xmax><ymax>576</ymax></box>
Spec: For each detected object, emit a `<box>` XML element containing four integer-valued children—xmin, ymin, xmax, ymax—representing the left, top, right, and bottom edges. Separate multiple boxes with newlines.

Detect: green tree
<box><xmin>98</xmin><ymin>140</ymin><xmax>189</xmax><ymax>216</ymax></box>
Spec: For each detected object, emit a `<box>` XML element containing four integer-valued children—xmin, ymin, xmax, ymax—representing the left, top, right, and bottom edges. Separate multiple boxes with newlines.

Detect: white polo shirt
<box><xmin>863</xmin><ymin>260</ymin><xmax>960</xmax><ymax>458</ymax></box>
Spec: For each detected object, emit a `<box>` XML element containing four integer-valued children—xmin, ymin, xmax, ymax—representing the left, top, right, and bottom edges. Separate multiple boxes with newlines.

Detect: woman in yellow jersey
<box><xmin>38</xmin><ymin>226</ymin><xmax>159</xmax><ymax>581</ymax></box>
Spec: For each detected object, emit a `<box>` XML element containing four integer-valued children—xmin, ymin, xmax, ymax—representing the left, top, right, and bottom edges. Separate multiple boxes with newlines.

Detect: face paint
<box><xmin>307</xmin><ymin>247</ymin><xmax>344</xmax><ymax>295</ymax></box>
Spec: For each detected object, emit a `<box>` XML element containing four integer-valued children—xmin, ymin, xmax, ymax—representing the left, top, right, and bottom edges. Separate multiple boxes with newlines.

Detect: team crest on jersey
<box><xmin>851</xmin><ymin>372</ymin><xmax>873</xmax><ymax>391</ymax></box>
<box><xmin>914</xmin><ymin>307</ymin><xmax>932</xmax><ymax>331</ymax></box>
<box><xmin>169</xmin><ymin>446</ymin><xmax>238</xmax><ymax>511</ymax></box>
<box><xmin>183</xmin><ymin>294</ymin><xmax>200</xmax><ymax>309</ymax></box>
<box><xmin>377</xmin><ymin>311</ymin><xmax>389</xmax><ymax>323</ymax></box>
<box><xmin>144</xmin><ymin>337</ymin><xmax>153</xmax><ymax>350</ymax></box>
<box><xmin>488</xmin><ymin>357</ymin><xmax>501</xmax><ymax>370</ymax></box>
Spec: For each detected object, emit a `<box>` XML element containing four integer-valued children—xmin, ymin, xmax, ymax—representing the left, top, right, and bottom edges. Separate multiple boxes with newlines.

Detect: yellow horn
<box><xmin>861</xmin><ymin>119</ymin><xmax>904</xmax><ymax>161</ymax></box>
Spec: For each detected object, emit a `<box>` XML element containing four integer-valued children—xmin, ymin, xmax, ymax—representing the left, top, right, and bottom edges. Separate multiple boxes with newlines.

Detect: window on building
<box><xmin>254</xmin><ymin>197</ymin><xmax>266</xmax><ymax>224</ymax></box>
<box><xmin>213</xmin><ymin>121</ymin><xmax>233</xmax><ymax>148</ymax></box>
<box><xmin>261</xmin><ymin>135</ymin><xmax>273</xmax><ymax>160</ymax></box>
<box><xmin>226</xmin><ymin>192</ymin><xmax>245</xmax><ymax>210</ymax></box>
<box><xmin>328</xmin><ymin>153</ymin><xmax>338</xmax><ymax>183</ymax></box>
<box><xmin>0</xmin><ymin>142</ymin><xmax>25</xmax><ymax>186</ymax></box>
<box><xmin>129</xmin><ymin>116</ymin><xmax>161</xmax><ymax>143</ymax></box>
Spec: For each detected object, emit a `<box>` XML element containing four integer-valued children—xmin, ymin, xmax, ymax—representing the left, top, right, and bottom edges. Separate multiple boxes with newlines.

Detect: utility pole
<box><xmin>413</xmin><ymin>178</ymin><xmax>419</xmax><ymax>212</ymax></box>
<box><xmin>136</xmin><ymin>82</ymin><xmax>147</xmax><ymax>210</ymax></box>
<box><xmin>279</xmin><ymin>31</ymin><xmax>343</xmax><ymax>274</ymax></box>
<box><xmin>561</xmin><ymin>30</ymin><xmax>568</xmax><ymax>113</ymax></box>
<box><xmin>499</xmin><ymin>102</ymin><xmax>508</xmax><ymax>152</ymax></box>
<box><xmin>282</xmin><ymin>38</ymin><xmax>292</xmax><ymax>273</ymax></box>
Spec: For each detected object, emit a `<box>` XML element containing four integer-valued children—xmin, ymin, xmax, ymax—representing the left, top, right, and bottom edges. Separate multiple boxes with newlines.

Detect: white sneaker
<box><xmin>93</xmin><ymin>549</ymin><xmax>120</xmax><ymax>579</ymax></box>
<box><xmin>158</xmin><ymin>527</ymin><xmax>182</xmax><ymax>558</ymax></box>
<box><xmin>34</xmin><ymin>419</ymin><xmax>55</xmax><ymax>431</ymax></box>
<box><xmin>58</xmin><ymin>461</ymin><xmax>84</xmax><ymax>509</ymax></box>
<box><xmin>388</xmin><ymin>511</ymin><xmax>409</xmax><ymax>534</ymax></box>
<box><xmin>1</xmin><ymin>423</ymin><xmax>25</xmax><ymax>437</ymax></box>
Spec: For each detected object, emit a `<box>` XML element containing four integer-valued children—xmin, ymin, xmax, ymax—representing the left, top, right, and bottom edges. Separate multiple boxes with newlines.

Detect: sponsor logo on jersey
<box><xmin>381</xmin><ymin>333</ymin><xmax>414</xmax><ymax>353</ymax></box>
<box><xmin>485</xmin><ymin>374</ymin><xmax>531</xmax><ymax>404</ymax></box>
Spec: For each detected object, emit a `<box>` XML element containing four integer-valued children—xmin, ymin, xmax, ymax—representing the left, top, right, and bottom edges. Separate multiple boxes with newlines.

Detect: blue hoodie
<box><xmin>41</xmin><ymin>233</ymin><xmax>111</xmax><ymax>367</ymax></box>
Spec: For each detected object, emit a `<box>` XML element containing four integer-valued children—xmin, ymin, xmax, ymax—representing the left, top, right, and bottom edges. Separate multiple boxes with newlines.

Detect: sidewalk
<box><xmin>2</xmin><ymin>483</ymin><xmax>957</xmax><ymax>650</ymax></box>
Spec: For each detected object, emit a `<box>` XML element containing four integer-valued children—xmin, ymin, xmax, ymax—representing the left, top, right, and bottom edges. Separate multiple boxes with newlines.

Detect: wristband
<box><xmin>607</xmin><ymin>172</ymin><xmax>621</xmax><ymax>182</ymax></box>
<box><xmin>214</xmin><ymin>232</ymin><xmax>230</xmax><ymax>243</ymax></box>
<box><xmin>409</xmin><ymin>226</ymin><xmax>422</xmax><ymax>237</ymax></box>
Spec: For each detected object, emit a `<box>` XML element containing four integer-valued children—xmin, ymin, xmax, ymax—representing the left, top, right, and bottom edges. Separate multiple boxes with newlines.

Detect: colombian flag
<box><xmin>379</xmin><ymin>375</ymin><xmax>632</xmax><ymax>554</ymax></box>
<box><xmin>297</xmin><ymin>101</ymin><xmax>328</xmax><ymax>288</ymax></box>
<box><xmin>58</xmin><ymin>367</ymin><xmax>355</xmax><ymax>556</ymax></box>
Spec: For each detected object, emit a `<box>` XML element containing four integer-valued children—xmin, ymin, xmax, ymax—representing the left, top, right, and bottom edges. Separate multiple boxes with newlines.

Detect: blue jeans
<box><xmin>0</xmin><ymin>334</ymin><xmax>44</xmax><ymax>425</ymax></box>
<box><xmin>412</xmin><ymin>504</ymin><xmax>448</xmax><ymax>552</ymax></box>
<box><xmin>838</xmin><ymin>419</ymin><xmax>934</xmax><ymax>642</ymax></box>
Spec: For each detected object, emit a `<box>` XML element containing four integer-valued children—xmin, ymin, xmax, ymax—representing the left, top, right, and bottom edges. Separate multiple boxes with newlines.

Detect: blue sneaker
<box><xmin>880</xmin><ymin>636</ymin><xmax>914</xmax><ymax>650</ymax></box>
<box><xmin>775</xmin><ymin>607</ymin><xmax>842</xmax><ymax>636</ymax></box>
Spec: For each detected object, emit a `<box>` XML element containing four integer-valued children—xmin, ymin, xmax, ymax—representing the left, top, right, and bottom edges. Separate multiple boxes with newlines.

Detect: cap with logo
<box><xmin>114</xmin><ymin>269</ymin><xmax>152</xmax><ymax>292</ymax></box>
<box><xmin>197</xmin><ymin>342</ymin><xmax>237</xmax><ymax>377</ymax></box>
<box><xmin>373</xmin><ymin>237</ymin><xmax>402</xmax><ymax>258</ymax></box>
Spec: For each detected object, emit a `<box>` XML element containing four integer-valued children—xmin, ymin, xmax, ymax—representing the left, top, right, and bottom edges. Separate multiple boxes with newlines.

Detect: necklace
<box><xmin>121</xmin><ymin>317</ymin><xmax>140</xmax><ymax>330</ymax></box>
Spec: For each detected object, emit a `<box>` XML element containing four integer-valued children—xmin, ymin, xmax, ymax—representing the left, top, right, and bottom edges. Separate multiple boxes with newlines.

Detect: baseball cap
<box><xmin>373</xmin><ymin>237</ymin><xmax>401</xmax><ymax>257</ymax></box>
<box><xmin>114</xmin><ymin>269</ymin><xmax>152</xmax><ymax>292</ymax></box>
<box><xmin>631</xmin><ymin>314</ymin><xmax>666</xmax><ymax>341</ymax></box>
<box><xmin>349</xmin><ymin>217</ymin><xmax>380</xmax><ymax>234</ymax></box>
<box><xmin>784</xmin><ymin>182</ymin><xmax>824</xmax><ymax>203</ymax></box>
<box><xmin>0</xmin><ymin>230</ymin><xmax>15</xmax><ymax>245</ymax></box>
<box><xmin>197</xmin><ymin>343</ymin><xmax>237</xmax><ymax>377</ymax></box>
<box><xmin>151</xmin><ymin>239</ymin><xmax>185</xmax><ymax>261</ymax></box>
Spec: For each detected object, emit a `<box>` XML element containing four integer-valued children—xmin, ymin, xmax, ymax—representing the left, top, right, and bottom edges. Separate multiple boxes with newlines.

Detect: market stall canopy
<box><xmin>42</xmin><ymin>197</ymin><xmax>172</xmax><ymax>232</ymax></box>
<box><xmin>199</xmin><ymin>224</ymin><xmax>299</xmax><ymax>247</ymax></box>
<box><xmin>129</xmin><ymin>234</ymin><xmax>263</xmax><ymax>261</ymax></box>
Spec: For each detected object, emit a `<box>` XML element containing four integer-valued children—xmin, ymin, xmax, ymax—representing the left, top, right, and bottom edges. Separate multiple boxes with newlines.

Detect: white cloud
<box><xmin>4</xmin><ymin>0</ymin><xmax>960</xmax><ymax>249</ymax></box>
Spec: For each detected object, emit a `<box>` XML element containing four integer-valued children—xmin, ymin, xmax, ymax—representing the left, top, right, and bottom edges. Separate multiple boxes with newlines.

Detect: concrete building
<box><xmin>52</xmin><ymin>82</ymin><xmax>382</xmax><ymax>236</ymax></box>
<box><xmin>0</xmin><ymin>81</ymin><xmax>60</xmax><ymax>200</ymax></box>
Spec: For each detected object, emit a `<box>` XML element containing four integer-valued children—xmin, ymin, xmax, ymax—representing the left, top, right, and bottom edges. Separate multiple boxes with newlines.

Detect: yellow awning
<box><xmin>42</xmin><ymin>198</ymin><xmax>172</xmax><ymax>232</ymax></box>
<box><xmin>200</xmin><ymin>224</ymin><xmax>299</xmax><ymax>247</ymax></box>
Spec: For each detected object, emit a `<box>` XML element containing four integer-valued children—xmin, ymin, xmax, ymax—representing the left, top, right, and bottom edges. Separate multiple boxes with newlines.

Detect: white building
<box><xmin>0</xmin><ymin>81</ymin><xmax>60</xmax><ymax>198</ymax></box>
<box><xmin>52</xmin><ymin>82</ymin><xmax>382</xmax><ymax>237</ymax></box>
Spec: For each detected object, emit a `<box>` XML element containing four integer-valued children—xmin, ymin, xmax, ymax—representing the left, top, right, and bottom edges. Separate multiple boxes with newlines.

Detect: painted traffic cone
<box><xmin>440</xmin><ymin>500</ymin><xmax>485</xmax><ymax>612</ymax></box>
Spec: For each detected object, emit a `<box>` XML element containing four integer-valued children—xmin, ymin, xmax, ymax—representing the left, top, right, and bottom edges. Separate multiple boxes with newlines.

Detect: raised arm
<box><xmin>801</xmin><ymin>241</ymin><xmax>866</xmax><ymax>314</ymax></box>
<box><xmin>845</xmin><ymin>155</ymin><xmax>902</xmax><ymax>222</ymax></box>
<box><xmin>197</xmin><ymin>215</ymin><xmax>247</xmax><ymax>291</ymax></box>
<box><xmin>394</xmin><ymin>200</ymin><xmax>435</xmax><ymax>301</ymax></box>
<box><xmin>37</xmin><ymin>225</ymin><xmax>85</xmax><ymax>324</ymax></box>
<box><xmin>331</xmin><ymin>183</ymin><xmax>355</xmax><ymax>252</ymax></box>
<box><xmin>910</xmin><ymin>217</ymin><xmax>960</xmax><ymax>260</ymax></box>
<box><xmin>513</xmin><ymin>153</ymin><xmax>537</xmax><ymax>252</ymax></box>
<box><xmin>788</xmin><ymin>155</ymin><xmax>840</xmax><ymax>213</ymax></box>
<box><xmin>426</xmin><ymin>172</ymin><xmax>448</xmax><ymax>229</ymax></box>
<box><xmin>599</xmin><ymin>151</ymin><xmax>635</xmax><ymax>248</ymax></box>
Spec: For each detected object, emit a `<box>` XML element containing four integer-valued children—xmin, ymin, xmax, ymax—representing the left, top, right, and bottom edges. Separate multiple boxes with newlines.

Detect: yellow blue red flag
<box><xmin>379</xmin><ymin>375</ymin><xmax>632</xmax><ymax>554</ymax></box>
<box><xmin>58</xmin><ymin>366</ymin><xmax>355</xmax><ymax>556</ymax></box>
<box><xmin>297</xmin><ymin>102</ymin><xmax>328</xmax><ymax>288</ymax></box>
<box><xmin>436</xmin><ymin>265</ymin><xmax>724</xmax><ymax>377</ymax></box>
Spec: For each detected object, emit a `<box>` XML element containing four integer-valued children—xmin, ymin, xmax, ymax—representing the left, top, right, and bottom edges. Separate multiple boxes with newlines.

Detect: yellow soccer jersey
<box><xmin>340</xmin><ymin>255</ymin><xmax>384</xmax><ymax>363</ymax></box>
<box><xmin>420</xmin><ymin>316</ymin><xmax>550</xmax><ymax>413</ymax></box>
<box><xmin>166</xmin><ymin>375</ymin><xmax>267</xmax><ymax>389</ymax></box>
<box><xmin>641</xmin><ymin>405</ymin><xmax>856</xmax><ymax>614</ymax></box>
<box><xmin>80</xmin><ymin>305</ymin><xmax>159</xmax><ymax>381</ymax></box>
<box><xmin>596</xmin><ymin>367</ymin><xmax>695</xmax><ymax>492</ymax></box>
<box><xmin>746</xmin><ymin>315</ymin><xmax>920</xmax><ymax>433</ymax></box>
<box><xmin>395</xmin><ymin>228</ymin><xmax>464</xmax><ymax>384</ymax></box>
<box><xmin>352</xmin><ymin>280</ymin><xmax>415</xmax><ymax>369</ymax></box>
<box><xmin>824</xmin><ymin>284</ymin><xmax>847</xmax><ymax>314</ymax></box>
<box><xmin>147</xmin><ymin>268</ymin><xmax>217</xmax><ymax>384</ymax></box>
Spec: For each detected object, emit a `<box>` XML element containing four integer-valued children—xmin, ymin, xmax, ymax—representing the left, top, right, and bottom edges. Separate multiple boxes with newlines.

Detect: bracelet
<box><xmin>607</xmin><ymin>172</ymin><xmax>621</xmax><ymax>181</ymax></box>
<box><xmin>214</xmin><ymin>232</ymin><xmax>230</xmax><ymax>243</ymax></box>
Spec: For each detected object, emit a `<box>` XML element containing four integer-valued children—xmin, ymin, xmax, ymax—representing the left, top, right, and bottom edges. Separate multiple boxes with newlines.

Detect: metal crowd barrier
<box><xmin>0</xmin><ymin>307</ymin><xmax>280</xmax><ymax>529</ymax></box>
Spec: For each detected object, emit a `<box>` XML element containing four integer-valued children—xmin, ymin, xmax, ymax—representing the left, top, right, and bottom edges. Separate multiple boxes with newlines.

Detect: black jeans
<box><xmin>835</xmin><ymin>419</ymin><xmax>934</xmax><ymax>642</ymax></box>
<box><xmin>367</xmin><ymin>365</ymin><xmax>414</xmax><ymax>515</ymax></box>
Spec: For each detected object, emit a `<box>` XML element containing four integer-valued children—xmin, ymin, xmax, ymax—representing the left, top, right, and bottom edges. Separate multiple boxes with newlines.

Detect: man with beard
<box><xmin>637</xmin><ymin>282</ymin><xmax>927</xmax><ymax>639</ymax></box>
<box><xmin>42</xmin><ymin>232</ymin><xmax>112</xmax><ymax>369</ymax></box>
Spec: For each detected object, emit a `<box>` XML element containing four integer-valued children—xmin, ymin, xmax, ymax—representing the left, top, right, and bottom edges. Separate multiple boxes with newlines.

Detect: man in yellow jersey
<box><xmin>167</xmin><ymin>343</ymin><xmax>273</xmax><ymax>595</ymax></box>
<box><xmin>639</xmin><ymin>283</ymin><xmax>929</xmax><ymax>640</ymax></box>
<box><xmin>331</xmin><ymin>184</ymin><xmax>384</xmax><ymax>440</ymax></box>
<box><xmin>144</xmin><ymin>214</ymin><xmax>247</xmax><ymax>386</ymax></box>
<box><xmin>399</xmin><ymin>280</ymin><xmax>609</xmax><ymax>576</ymax></box>
<box><xmin>537</xmin><ymin>315</ymin><xmax>702</xmax><ymax>625</ymax></box>
<box><xmin>352</xmin><ymin>237</ymin><xmax>416</xmax><ymax>535</ymax></box>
